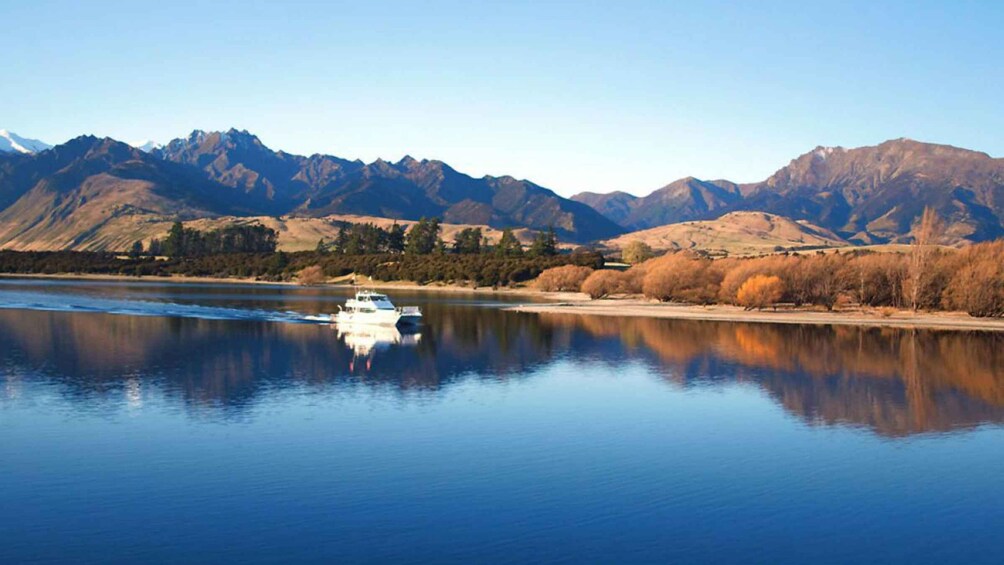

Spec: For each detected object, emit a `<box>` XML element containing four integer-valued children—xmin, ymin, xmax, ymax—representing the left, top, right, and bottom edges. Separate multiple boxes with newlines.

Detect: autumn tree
<box><xmin>736</xmin><ymin>275</ymin><xmax>784</xmax><ymax>310</ymax></box>
<box><xmin>297</xmin><ymin>265</ymin><xmax>326</xmax><ymax>286</ymax></box>
<box><xmin>621</xmin><ymin>240</ymin><xmax>654</xmax><ymax>264</ymax></box>
<box><xmin>534</xmin><ymin>265</ymin><xmax>593</xmax><ymax>292</ymax></box>
<box><xmin>906</xmin><ymin>207</ymin><xmax>944</xmax><ymax>310</ymax></box>
<box><xmin>581</xmin><ymin>269</ymin><xmax>629</xmax><ymax>299</ymax></box>
<box><xmin>943</xmin><ymin>241</ymin><xmax>1004</xmax><ymax>317</ymax></box>
<box><xmin>641</xmin><ymin>253</ymin><xmax>721</xmax><ymax>303</ymax></box>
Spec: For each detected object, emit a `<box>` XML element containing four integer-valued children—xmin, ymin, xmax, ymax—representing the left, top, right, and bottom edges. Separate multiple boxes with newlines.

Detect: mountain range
<box><xmin>0</xmin><ymin>129</ymin><xmax>1002</xmax><ymax>251</ymax></box>
<box><xmin>0</xmin><ymin>130</ymin><xmax>621</xmax><ymax>249</ymax></box>
<box><xmin>575</xmin><ymin>139</ymin><xmax>1004</xmax><ymax>245</ymax></box>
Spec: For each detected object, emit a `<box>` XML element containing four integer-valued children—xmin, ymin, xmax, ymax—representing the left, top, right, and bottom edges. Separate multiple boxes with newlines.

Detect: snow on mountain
<box><xmin>0</xmin><ymin>130</ymin><xmax>52</xmax><ymax>154</ymax></box>
<box><xmin>130</xmin><ymin>140</ymin><xmax>163</xmax><ymax>152</ymax></box>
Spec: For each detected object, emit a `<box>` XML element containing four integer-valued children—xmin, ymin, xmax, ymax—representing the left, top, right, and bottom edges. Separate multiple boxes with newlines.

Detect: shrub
<box><xmin>736</xmin><ymin>275</ymin><xmax>784</xmax><ymax>310</ymax></box>
<box><xmin>297</xmin><ymin>265</ymin><xmax>326</xmax><ymax>286</ymax></box>
<box><xmin>943</xmin><ymin>241</ymin><xmax>1004</xmax><ymax>317</ymax></box>
<box><xmin>581</xmin><ymin>270</ymin><xmax>629</xmax><ymax>299</ymax></box>
<box><xmin>534</xmin><ymin>265</ymin><xmax>594</xmax><ymax>292</ymax></box>
<box><xmin>641</xmin><ymin>253</ymin><xmax>720</xmax><ymax>303</ymax></box>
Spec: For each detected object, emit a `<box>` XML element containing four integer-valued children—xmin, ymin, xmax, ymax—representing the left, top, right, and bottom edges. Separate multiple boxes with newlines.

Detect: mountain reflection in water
<box><xmin>1</xmin><ymin>303</ymin><xmax>1002</xmax><ymax>437</ymax></box>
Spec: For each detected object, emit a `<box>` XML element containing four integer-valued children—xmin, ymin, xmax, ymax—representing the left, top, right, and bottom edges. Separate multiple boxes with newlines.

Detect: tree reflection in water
<box><xmin>1</xmin><ymin>305</ymin><xmax>1002</xmax><ymax>436</ymax></box>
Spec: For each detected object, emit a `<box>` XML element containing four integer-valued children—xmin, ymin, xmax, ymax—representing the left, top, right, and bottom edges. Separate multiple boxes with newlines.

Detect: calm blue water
<box><xmin>1</xmin><ymin>278</ymin><xmax>1003</xmax><ymax>564</ymax></box>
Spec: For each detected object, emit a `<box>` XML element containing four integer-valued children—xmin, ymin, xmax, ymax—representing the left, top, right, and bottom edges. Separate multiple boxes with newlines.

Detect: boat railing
<box><xmin>397</xmin><ymin>306</ymin><xmax>421</xmax><ymax>315</ymax></box>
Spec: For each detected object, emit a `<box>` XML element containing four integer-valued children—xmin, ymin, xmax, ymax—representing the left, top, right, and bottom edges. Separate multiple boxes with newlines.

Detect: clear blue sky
<box><xmin>2</xmin><ymin>0</ymin><xmax>1002</xmax><ymax>196</ymax></box>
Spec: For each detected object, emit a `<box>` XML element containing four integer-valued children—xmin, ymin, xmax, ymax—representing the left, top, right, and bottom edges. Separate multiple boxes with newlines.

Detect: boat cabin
<box><xmin>347</xmin><ymin>291</ymin><xmax>396</xmax><ymax>312</ymax></box>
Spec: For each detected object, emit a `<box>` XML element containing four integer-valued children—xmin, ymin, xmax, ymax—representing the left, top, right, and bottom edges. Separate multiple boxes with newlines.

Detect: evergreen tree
<box><xmin>147</xmin><ymin>238</ymin><xmax>162</xmax><ymax>257</ymax></box>
<box><xmin>405</xmin><ymin>217</ymin><xmax>441</xmax><ymax>255</ymax></box>
<box><xmin>333</xmin><ymin>225</ymin><xmax>349</xmax><ymax>255</ymax></box>
<box><xmin>387</xmin><ymin>223</ymin><xmax>406</xmax><ymax>253</ymax></box>
<box><xmin>495</xmin><ymin>228</ymin><xmax>524</xmax><ymax>257</ymax></box>
<box><xmin>528</xmin><ymin>227</ymin><xmax>558</xmax><ymax>257</ymax></box>
<box><xmin>128</xmin><ymin>240</ymin><xmax>144</xmax><ymax>259</ymax></box>
<box><xmin>453</xmin><ymin>227</ymin><xmax>482</xmax><ymax>254</ymax></box>
<box><xmin>315</xmin><ymin>238</ymin><xmax>330</xmax><ymax>255</ymax></box>
<box><xmin>267</xmin><ymin>251</ymin><xmax>289</xmax><ymax>274</ymax></box>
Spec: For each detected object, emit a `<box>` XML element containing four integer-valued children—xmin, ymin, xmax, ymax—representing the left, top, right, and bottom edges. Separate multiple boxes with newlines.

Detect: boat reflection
<box><xmin>337</xmin><ymin>323</ymin><xmax>422</xmax><ymax>372</ymax></box>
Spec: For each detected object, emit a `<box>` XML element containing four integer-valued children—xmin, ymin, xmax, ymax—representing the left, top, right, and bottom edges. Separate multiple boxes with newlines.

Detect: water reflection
<box><xmin>1</xmin><ymin>293</ymin><xmax>1003</xmax><ymax>436</ymax></box>
<box><xmin>538</xmin><ymin>314</ymin><xmax>1004</xmax><ymax>436</ymax></box>
<box><xmin>338</xmin><ymin>324</ymin><xmax>422</xmax><ymax>372</ymax></box>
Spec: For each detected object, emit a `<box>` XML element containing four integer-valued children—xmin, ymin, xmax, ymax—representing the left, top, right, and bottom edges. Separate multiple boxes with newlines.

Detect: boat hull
<box><xmin>335</xmin><ymin>310</ymin><xmax>422</xmax><ymax>327</ymax></box>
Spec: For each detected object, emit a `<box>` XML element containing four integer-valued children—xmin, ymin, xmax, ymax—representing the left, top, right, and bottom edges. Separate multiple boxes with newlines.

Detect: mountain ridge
<box><xmin>0</xmin><ymin>131</ymin><xmax>623</xmax><ymax>249</ymax></box>
<box><xmin>575</xmin><ymin>138</ymin><xmax>1004</xmax><ymax>244</ymax></box>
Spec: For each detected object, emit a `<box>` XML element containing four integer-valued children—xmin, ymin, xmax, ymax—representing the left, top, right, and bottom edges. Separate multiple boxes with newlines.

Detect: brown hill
<box><xmin>601</xmin><ymin>211</ymin><xmax>847</xmax><ymax>256</ymax></box>
<box><xmin>0</xmin><ymin>137</ymin><xmax>254</xmax><ymax>250</ymax></box>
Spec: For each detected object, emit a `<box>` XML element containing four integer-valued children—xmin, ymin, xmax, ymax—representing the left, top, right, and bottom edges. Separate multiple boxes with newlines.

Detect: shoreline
<box><xmin>5</xmin><ymin>272</ymin><xmax>1002</xmax><ymax>331</ymax></box>
<box><xmin>506</xmin><ymin>299</ymin><xmax>1004</xmax><ymax>332</ymax></box>
<box><xmin>0</xmin><ymin>272</ymin><xmax>576</xmax><ymax>300</ymax></box>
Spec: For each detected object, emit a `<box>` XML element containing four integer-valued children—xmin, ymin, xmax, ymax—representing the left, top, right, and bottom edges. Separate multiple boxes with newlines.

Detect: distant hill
<box><xmin>601</xmin><ymin>211</ymin><xmax>848</xmax><ymax>256</ymax></box>
<box><xmin>576</xmin><ymin>139</ymin><xmax>1004</xmax><ymax>245</ymax></box>
<box><xmin>574</xmin><ymin>177</ymin><xmax>742</xmax><ymax>231</ymax></box>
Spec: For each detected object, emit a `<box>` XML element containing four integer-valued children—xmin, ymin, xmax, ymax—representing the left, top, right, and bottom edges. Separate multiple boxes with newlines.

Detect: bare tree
<box><xmin>906</xmin><ymin>207</ymin><xmax>944</xmax><ymax>311</ymax></box>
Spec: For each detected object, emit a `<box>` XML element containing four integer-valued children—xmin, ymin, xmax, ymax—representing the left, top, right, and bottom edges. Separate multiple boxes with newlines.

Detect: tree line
<box><xmin>0</xmin><ymin>248</ymin><xmax>602</xmax><ymax>288</ymax></box>
<box><xmin>535</xmin><ymin>238</ymin><xmax>1004</xmax><ymax>318</ymax></box>
<box><xmin>316</xmin><ymin>218</ymin><xmax>559</xmax><ymax>258</ymax></box>
<box><xmin>131</xmin><ymin>223</ymin><xmax>280</xmax><ymax>257</ymax></box>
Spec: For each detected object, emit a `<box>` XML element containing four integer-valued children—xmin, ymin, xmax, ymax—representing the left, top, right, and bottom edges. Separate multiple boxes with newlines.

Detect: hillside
<box><xmin>601</xmin><ymin>211</ymin><xmax>848</xmax><ymax>256</ymax></box>
<box><xmin>576</xmin><ymin>139</ymin><xmax>1004</xmax><ymax>245</ymax></box>
<box><xmin>0</xmin><ymin>137</ymin><xmax>255</xmax><ymax>250</ymax></box>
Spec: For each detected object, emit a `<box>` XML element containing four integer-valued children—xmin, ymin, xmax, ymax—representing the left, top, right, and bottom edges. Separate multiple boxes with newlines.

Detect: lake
<box><xmin>1</xmin><ymin>278</ymin><xmax>1003</xmax><ymax>564</ymax></box>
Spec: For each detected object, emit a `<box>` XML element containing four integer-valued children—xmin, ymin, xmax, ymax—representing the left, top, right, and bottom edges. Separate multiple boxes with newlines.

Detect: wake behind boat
<box><xmin>318</xmin><ymin>290</ymin><xmax>422</xmax><ymax>327</ymax></box>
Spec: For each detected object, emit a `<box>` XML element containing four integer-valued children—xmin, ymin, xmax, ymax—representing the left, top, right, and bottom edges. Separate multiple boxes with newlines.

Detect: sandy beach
<box><xmin>506</xmin><ymin>298</ymin><xmax>1004</xmax><ymax>332</ymax></box>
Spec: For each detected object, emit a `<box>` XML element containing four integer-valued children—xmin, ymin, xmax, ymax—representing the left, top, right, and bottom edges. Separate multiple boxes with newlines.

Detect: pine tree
<box><xmin>128</xmin><ymin>240</ymin><xmax>144</xmax><ymax>259</ymax></box>
<box><xmin>405</xmin><ymin>217</ymin><xmax>441</xmax><ymax>255</ymax></box>
<box><xmin>495</xmin><ymin>228</ymin><xmax>524</xmax><ymax>257</ymax></box>
<box><xmin>387</xmin><ymin>223</ymin><xmax>406</xmax><ymax>253</ymax></box>
<box><xmin>528</xmin><ymin>227</ymin><xmax>558</xmax><ymax>257</ymax></box>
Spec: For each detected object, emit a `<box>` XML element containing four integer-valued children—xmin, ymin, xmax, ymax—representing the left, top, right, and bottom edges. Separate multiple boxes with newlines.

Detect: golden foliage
<box><xmin>297</xmin><ymin>265</ymin><xmax>326</xmax><ymax>286</ymax></box>
<box><xmin>581</xmin><ymin>269</ymin><xmax>630</xmax><ymax>299</ymax></box>
<box><xmin>641</xmin><ymin>253</ymin><xmax>721</xmax><ymax>303</ymax></box>
<box><xmin>943</xmin><ymin>241</ymin><xmax>1004</xmax><ymax>317</ymax></box>
<box><xmin>735</xmin><ymin>274</ymin><xmax>784</xmax><ymax>310</ymax></box>
<box><xmin>534</xmin><ymin>265</ymin><xmax>594</xmax><ymax>292</ymax></box>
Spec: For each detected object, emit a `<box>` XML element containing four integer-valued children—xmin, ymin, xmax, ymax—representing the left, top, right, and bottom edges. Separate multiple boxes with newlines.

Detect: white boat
<box><xmin>333</xmin><ymin>290</ymin><xmax>422</xmax><ymax>327</ymax></box>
